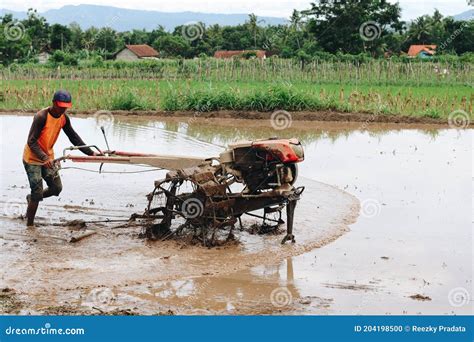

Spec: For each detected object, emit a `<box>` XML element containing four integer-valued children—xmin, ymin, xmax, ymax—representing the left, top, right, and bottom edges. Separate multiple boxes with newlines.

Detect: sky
<box><xmin>0</xmin><ymin>0</ymin><xmax>471</xmax><ymax>20</ymax></box>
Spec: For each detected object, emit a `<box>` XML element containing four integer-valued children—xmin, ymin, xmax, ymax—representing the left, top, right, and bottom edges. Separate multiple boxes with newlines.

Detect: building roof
<box><xmin>407</xmin><ymin>45</ymin><xmax>437</xmax><ymax>57</ymax></box>
<box><xmin>124</xmin><ymin>44</ymin><xmax>159</xmax><ymax>58</ymax></box>
<box><xmin>214</xmin><ymin>50</ymin><xmax>268</xmax><ymax>59</ymax></box>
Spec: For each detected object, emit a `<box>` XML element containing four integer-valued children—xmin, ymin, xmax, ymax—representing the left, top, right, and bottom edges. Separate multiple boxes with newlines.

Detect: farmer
<box><xmin>23</xmin><ymin>90</ymin><xmax>99</xmax><ymax>228</ymax></box>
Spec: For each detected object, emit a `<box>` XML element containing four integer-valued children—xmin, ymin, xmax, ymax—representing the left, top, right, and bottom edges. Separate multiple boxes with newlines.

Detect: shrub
<box><xmin>110</xmin><ymin>90</ymin><xmax>145</xmax><ymax>110</ymax></box>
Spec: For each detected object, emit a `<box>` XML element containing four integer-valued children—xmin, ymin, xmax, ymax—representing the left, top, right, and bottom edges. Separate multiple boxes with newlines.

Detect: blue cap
<box><xmin>52</xmin><ymin>90</ymin><xmax>72</xmax><ymax>107</ymax></box>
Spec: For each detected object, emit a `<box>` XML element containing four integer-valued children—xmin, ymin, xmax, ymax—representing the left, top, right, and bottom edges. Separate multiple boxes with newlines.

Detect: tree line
<box><xmin>0</xmin><ymin>0</ymin><xmax>472</xmax><ymax>65</ymax></box>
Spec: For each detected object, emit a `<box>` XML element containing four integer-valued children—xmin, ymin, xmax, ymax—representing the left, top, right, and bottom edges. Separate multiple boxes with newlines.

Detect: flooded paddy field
<box><xmin>0</xmin><ymin>114</ymin><xmax>472</xmax><ymax>315</ymax></box>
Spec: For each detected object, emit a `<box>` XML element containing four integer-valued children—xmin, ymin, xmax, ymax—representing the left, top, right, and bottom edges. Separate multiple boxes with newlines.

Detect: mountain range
<box><xmin>0</xmin><ymin>5</ymin><xmax>288</xmax><ymax>31</ymax></box>
<box><xmin>0</xmin><ymin>5</ymin><xmax>472</xmax><ymax>32</ymax></box>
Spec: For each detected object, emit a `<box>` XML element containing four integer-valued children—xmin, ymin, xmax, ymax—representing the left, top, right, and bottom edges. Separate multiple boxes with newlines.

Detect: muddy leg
<box><xmin>42</xmin><ymin>166</ymin><xmax>62</xmax><ymax>199</ymax></box>
<box><xmin>23</xmin><ymin>161</ymin><xmax>44</xmax><ymax>228</ymax></box>
<box><xmin>25</xmin><ymin>199</ymin><xmax>39</xmax><ymax>227</ymax></box>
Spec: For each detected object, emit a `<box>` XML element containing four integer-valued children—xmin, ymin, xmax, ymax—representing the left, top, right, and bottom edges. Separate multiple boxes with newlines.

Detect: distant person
<box><xmin>22</xmin><ymin>90</ymin><xmax>100</xmax><ymax>228</ymax></box>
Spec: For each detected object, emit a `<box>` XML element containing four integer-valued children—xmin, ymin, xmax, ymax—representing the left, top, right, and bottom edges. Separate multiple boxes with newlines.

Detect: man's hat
<box><xmin>52</xmin><ymin>89</ymin><xmax>72</xmax><ymax>108</ymax></box>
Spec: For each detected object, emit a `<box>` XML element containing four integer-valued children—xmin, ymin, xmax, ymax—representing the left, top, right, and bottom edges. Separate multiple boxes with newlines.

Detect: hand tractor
<box><xmin>57</xmin><ymin>135</ymin><xmax>305</xmax><ymax>246</ymax></box>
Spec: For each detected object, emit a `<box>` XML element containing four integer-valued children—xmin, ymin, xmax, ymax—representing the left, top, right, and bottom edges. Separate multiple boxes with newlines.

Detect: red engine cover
<box><xmin>252</xmin><ymin>138</ymin><xmax>304</xmax><ymax>163</ymax></box>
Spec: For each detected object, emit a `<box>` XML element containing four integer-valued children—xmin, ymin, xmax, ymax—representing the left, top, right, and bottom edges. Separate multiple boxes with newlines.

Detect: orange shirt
<box><xmin>23</xmin><ymin>110</ymin><xmax>66</xmax><ymax>165</ymax></box>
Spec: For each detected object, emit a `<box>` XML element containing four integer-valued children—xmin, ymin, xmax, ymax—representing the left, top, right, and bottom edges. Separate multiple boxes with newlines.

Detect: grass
<box><xmin>2</xmin><ymin>58</ymin><xmax>473</xmax><ymax>87</ymax></box>
<box><xmin>1</xmin><ymin>78</ymin><xmax>471</xmax><ymax>119</ymax></box>
<box><xmin>1</xmin><ymin>58</ymin><xmax>473</xmax><ymax>118</ymax></box>
<box><xmin>110</xmin><ymin>90</ymin><xmax>145</xmax><ymax>110</ymax></box>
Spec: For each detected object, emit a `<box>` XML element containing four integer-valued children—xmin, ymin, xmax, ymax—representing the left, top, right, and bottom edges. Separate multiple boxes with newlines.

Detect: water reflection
<box><xmin>107</xmin><ymin>116</ymin><xmax>443</xmax><ymax>148</ymax></box>
<box><xmin>131</xmin><ymin>257</ymin><xmax>301</xmax><ymax>314</ymax></box>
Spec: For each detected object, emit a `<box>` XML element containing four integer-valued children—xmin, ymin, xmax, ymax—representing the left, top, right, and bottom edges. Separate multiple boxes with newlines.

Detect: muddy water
<box><xmin>0</xmin><ymin>114</ymin><xmax>472</xmax><ymax>315</ymax></box>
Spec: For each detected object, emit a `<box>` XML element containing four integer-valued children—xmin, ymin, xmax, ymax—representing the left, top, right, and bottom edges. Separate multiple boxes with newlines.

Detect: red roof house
<box><xmin>407</xmin><ymin>45</ymin><xmax>437</xmax><ymax>58</ymax></box>
<box><xmin>115</xmin><ymin>44</ymin><xmax>159</xmax><ymax>61</ymax></box>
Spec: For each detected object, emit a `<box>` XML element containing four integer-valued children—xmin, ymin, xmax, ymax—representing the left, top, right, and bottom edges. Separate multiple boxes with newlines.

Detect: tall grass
<box><xmin>110</xmin><ymin>90</ymin><xmax>145</xmax><ymax>110</ymax></box>
<box><xmin>1</xmin><ymin>79</ymin><xmax>472</xmax><ymax>119</ymax></box>
<box><xmin>1</xmin><ymin>58</ymin><xmax>473</xmax><ymax>87</ymax></box>
<box><xmin>162</xmin><ymin>85</ymin><xmax>330</xmax><ymax>112</ymax></box>
<box><xmin>162</xmin><ymin>83</ymin><xmax>472</xmax><ymax>117</ymax></box>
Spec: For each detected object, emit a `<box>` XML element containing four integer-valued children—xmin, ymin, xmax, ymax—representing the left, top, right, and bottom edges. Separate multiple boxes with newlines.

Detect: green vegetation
<box><xmin>0</xmin><ymin>2</ymin><xmax>473</xmax><ymax>65</ymax></box>
<box><xmin>1</xmin><ymin>78</ymin><xmax>471</xmax><ymax>118</ymax></box>
<box><xmin>2</xmin><ymin>56</ymin><xmax>473</xmax><ymax>86</ymax></box>
<box><xmin>1</xmin><ymin>1</ymin><xmax>472</xmax><ymax>119</ymax></box>
<box><xmin>110</xmin><ymin>90</ymin><xmax>145</xmax><ymax>110</ymax></box>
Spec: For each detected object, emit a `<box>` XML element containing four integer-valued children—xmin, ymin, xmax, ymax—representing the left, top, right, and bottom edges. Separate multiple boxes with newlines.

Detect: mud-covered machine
<box><xmin>58</xmin><ymin>138</ymin><xmax>305</xmax><ymax>245</ymax></box>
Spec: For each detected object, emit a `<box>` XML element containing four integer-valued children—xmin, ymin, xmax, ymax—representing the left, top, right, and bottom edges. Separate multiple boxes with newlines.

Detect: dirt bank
<box><xmin>0</xmin><ymin>109</ymin><xmax>466</xmax><ymax>126</ymax></box>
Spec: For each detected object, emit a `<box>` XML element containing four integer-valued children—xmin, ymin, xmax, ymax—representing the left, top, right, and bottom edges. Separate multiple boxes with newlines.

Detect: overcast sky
<box><xmin>1</xmin><ymin>0</ymin><xmax>471</xmax><ymax>20</ymax></box>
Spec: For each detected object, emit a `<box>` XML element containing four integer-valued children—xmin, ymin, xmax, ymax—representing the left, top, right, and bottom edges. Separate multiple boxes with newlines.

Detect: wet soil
<box><xmin>0</xmin><ymin>115</ymin><xmax>472</xmax><ymax>315</ymax></box>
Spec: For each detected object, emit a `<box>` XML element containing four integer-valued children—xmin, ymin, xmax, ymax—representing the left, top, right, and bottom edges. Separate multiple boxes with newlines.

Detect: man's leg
<box><xmin>23</xmin><ymin>161</ymin><xmax>43</xmax><ymax>227</ymax></box>
<box><xmin>41</xmin><ymin>165</ymin><xmax>62</xmax><ymax>199</ymax></box>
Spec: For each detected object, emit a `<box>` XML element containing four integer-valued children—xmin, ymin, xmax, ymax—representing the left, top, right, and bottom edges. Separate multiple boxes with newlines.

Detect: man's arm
<box><xmin>27</xmin><ymin>111</ymin><xmax>49</xmax><ymax>162</ymax></box>
<box><xmin>62</xmin><ymin>115</ymin><xmax>95</xmax><ymax>156</ymax></box>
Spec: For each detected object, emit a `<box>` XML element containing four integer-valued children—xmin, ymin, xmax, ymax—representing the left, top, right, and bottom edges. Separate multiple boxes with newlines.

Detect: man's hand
<box><xmin>43</xmin><ymin>158</ymin><xmax>55</xmax><ymax>168</ymax></box>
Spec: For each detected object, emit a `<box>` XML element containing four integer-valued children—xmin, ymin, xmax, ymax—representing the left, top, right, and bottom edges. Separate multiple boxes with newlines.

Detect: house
<box><xmin>115</xmin><ymin>44</ymin><xmax>159</xmax><ymax>61</ymax></box>
<box><xmin>214</xmin><ymin>50</ymin><xmax>271</xmax><ymax>59</ymax></box>
<box><xmin>37</xmin><ymin>51</ymin><xmax>51</xmax><ymax>64</ymax></box>
<box><xmin>407</xmin><ymin>45</ymin><xmax>437</xmax><ymax>58</ymax></box>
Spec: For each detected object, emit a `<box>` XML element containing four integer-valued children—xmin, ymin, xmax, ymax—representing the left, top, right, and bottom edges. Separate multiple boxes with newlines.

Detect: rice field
<box><xmin>2</xmin><ymin>58</ymin><xmax>472</xmax><ymax>86</ymax></box>
<box><xmin>1</xmin><ymin>59</ymin><xmax>473</xmax><ymax>119</ymax></box>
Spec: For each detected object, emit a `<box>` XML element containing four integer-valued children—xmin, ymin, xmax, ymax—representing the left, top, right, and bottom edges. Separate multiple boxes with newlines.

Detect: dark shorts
<box><xmin>23</xmin><ymin>160</ymin><xmax>62</xmax><ymax>201</ymax></box>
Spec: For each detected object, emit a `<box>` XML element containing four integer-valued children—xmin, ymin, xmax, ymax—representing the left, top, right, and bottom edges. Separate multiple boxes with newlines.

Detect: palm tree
<box><xmin>248</xmin><ymin>14</ymin><xmax>258</xmax><ymax>49</ymax></box>
<box><xmin>410</xmin><ymin>16</ymin><xmax>432</xmax><ymax>44</ymax></box>
<box><xmin>290</xmin><ymin>10</ymin><xmax>302</xmax><ymax>49</ymax></box>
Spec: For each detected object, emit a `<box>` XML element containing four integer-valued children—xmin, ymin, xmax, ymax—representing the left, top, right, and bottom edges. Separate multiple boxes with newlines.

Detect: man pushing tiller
<box><xmin>23</xmin><ymin>90</ymin><xmax>100</xmax><ymax>228</ymax></box>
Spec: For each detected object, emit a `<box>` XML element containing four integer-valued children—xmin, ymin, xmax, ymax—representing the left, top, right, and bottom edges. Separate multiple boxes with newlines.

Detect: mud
<box><xmin>0</xmin><ymin>178</ymin><xmax>359</xmax><ymax>315</ymax></box>
<box><xmin>0</xmin><ymin>114</ymin><xmax>472</xmax><ymax>315</ymax></box>
<box><xmin>409</xmin><ymin>294</ymin><xmax>432</xmax><ymax>302</ymax></box>
<box><xmin>0</xmin><ymin>109</ymin><xmax>467</xmax><ymax>126</ymax></box>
